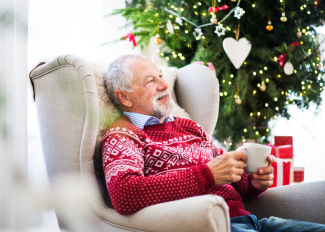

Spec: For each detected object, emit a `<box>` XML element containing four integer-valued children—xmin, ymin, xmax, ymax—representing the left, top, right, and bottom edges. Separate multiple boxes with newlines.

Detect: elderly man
<box><xmin>102</xmin><ymin>54</ymin><xmax>325</xmax><ymax>232</ymax></box>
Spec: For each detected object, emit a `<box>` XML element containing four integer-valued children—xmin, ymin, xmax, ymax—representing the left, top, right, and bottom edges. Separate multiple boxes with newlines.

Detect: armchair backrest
<box><xmin>29</xmin><ymin>54</ymin><xmax>220</xmax><ymax>229</ymax></box>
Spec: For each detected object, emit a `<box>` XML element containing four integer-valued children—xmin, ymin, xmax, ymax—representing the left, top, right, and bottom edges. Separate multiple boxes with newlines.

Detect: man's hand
<box><xmin>250</xmin><ymin>155</ymin><xmax>275</xmax><ymax>190</ymax></box>
<box><xmin>206</xmin><ymin>150</ymin><xmax>246</xmax><ymax>185</ymax></box>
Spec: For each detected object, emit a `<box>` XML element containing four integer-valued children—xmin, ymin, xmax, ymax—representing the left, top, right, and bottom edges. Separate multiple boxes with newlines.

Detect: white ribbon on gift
<box><xmin>274</xmin><ymin>158</ymin><xmax>292</xmax><ymax>186</ymax></box>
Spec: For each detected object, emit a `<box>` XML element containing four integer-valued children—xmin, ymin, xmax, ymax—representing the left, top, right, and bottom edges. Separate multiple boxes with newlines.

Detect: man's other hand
<box><xmin>207</xmin><ymin>150</ymin><xmax>246</xmax><ymax>185</ymax></box>
<box><xmin>250</xmin><ymin>155</ymin><xmax>275</xmax><ymax>190</ymax></box>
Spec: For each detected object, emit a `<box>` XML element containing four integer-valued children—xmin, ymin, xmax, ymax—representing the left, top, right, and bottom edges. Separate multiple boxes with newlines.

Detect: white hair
<box><xmin>104</xmin><ymin>54</ymin><xmax>147</xmax><ymax>109</ymax></box>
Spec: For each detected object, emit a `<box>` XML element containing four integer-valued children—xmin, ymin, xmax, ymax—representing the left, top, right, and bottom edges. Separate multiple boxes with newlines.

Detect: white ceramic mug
<box><xmin>236</xmin><ymin>143</ymin><xmax>271</xmax><ymax>175</ymax></box>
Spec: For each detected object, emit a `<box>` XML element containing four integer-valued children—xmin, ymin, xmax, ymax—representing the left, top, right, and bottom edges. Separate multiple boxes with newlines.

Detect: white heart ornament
<box><xmin>223</xmin><ymin>38</ymin><xmax>252</xmax><ymax>69</ymax></box>
<box><xmin>283</xmin><ymin>61</ymin><xmax>294</xmax><ymax>75</ymax></box>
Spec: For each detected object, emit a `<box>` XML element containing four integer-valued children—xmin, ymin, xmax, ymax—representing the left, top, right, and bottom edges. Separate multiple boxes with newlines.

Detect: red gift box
<box><xmin>267</xmin><ymin>136</ymin><xmax>293</xmax><ymax>159</ymax></box>
<box><xmin>269</xmin><ymin>158</ymin><xmax>292</xmax><ymax>188</ymax></box>
<box><xmin>293</xmin><ymin>167</ymin><xmax>305</xmax><ymax>182</ymax></box>
<box><xmin>274</xmin><ymin>136</ymin><xmax>293</xmax><ymax>146</ymax></box>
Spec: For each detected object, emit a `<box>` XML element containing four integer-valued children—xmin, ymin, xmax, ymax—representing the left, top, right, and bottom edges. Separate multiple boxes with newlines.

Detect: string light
<box><xmin>294</xmin><ymin>70</ymin><xmax>297</xmax><ymax>73</ymax></box>
<box><xmin>185</xmin><ymin>30</ymin><xmax>188</xmax><ymax>33</ymax></box>
<box><xmin>224</xmin><ymin>92</ymin><xmax>228</xmax><ymax>96</ymax></box>
<box><xmin>265</xmin><ymin>103</ymin><xmax>269</xmax><ymax>107</ymax></box>
<box><xmin>250</xmin><ymin>112</ymin><xmax>253</xmax><ymax>116</ymax></box>
<box><xmin>230</xmin><ymin>74</ymin><xmax>234</xmax><ymax>78</ymax></box>
<box><xmin>257</xmin><ymin>83</ymin><xmax>261</xmax><ymax>87</ymax></box>
<box><xmin>255</xmin><ymin>131</ymin><xmax>259</xmax><ymax>135</ymax></box>
<box><xmin>264</xmin><ymin>66</ymin><xmax>267</xmax><ymax>70</ymax></box>
<box><xmin>252</xmin><ymin>4</ymin><xmax>256</xmax><ymax>7</ymax></box>
<box><xmin>277</xmin><ymin>74</ymin><xmax>281</xmax><ymax>78</ymax></box>
<box><xmin>301</xmin><ymin>81</ymin><xmax>305</xmax><ymax>84</ymax></box>
<box><xmin>281</xmin><ymin>91</ymin><xmax>284</xmax><ymax>95</ymax></box>
<box><xmin>220</xmin><ymin>93</ymin><xmax>224</xmax><ymax>96</ymax></box>
<box><xmin>266</xmin><ymin>78</ymin><xmax>269</xmax><ymax>82</ymax></box>
<box><xmin>229</xmin><ymin>142</ymin><xmax>232</xmax><ymax>146</ymax></box>
<box><xmin>260</xmin><ymin>70</ymin><xmax>263</xmax><ymax>74</ymax></box>
<box><xmin>274</xmin><ymin>97</ymin><xmax>278</xmax><ymax>101</ymax></box>
<box><xmin>180</xmin><ymin>8</ymin><xmax>184</xmax><ymax>11</ymax></box>
<box><xmin>166</xmin><ymin>57</ymin><xmax>169</xmax><ymax>60</ymax></box>
<box><xmin>253</xmin><ymin>72</ymin><xmax>257</xmax><ymax>75</ymax></box>
<box><xmin>257</xmin><ymin>112</ymin><xmax>261</xmax><ymax>116</ymax></box>
<box><xmin>243</xmin><ymin>138</ymin><xmax>246</xmax><ymax>142</ymax></box>
<box><xmin>274</xmin><ymin>57</ymin><xmax>278</xmax><ymax>61</ymax></box>
<box><xmin>266</xmin><ymin>129</ymin><xmax>270</xmax><ymax>132</ymax></box>
<box><xmin>275</xmin><ymin>107</ymin><xmax>279</xmax><ymax>111</ymax></box>
<box><xmin>244</xmin><ymin>128</ymin><xmax>247</xmax><ymax>132</ymax></box>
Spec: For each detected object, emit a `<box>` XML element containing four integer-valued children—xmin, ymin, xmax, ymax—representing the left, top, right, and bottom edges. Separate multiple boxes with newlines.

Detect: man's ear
<box><xmin>116</xmin><ymin>90</ymin><xmax>132</xmax><ymax>108</ymax></box>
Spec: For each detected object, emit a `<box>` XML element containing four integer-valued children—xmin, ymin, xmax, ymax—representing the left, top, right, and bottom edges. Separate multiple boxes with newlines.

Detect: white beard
<box><xmin>152</xmin><ymin>90</ymin><xmax>176</xmax><ymax>119</ymax></box>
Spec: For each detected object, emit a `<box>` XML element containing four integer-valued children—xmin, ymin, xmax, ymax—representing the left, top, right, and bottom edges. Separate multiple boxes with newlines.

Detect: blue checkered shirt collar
<box><xmin>123</xmin><ymin>112</ymin><xmax>176</xmax><ymax>130</ymax></box>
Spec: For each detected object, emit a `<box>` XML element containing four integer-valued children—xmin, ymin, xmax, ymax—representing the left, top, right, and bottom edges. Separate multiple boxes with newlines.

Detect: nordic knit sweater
<box><xmin>102</xmin><ymin>116</ymin><xmax>266</xmax><ymax>217</ymax></box>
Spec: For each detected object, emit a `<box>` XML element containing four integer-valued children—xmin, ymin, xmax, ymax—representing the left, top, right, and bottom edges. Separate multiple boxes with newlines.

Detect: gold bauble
<box><xmin>235</xmin><ymin>97</ymin><xmax>242</xmax><ymax>105</ymax></box>
<box><xmin>210</xmin><ymin>14</ymin><xmax>218</xmax><ymax>24</ymax></box>
<box><xmin>266</xmin><ymin>20</ymin><xmax>273</xmax><ymax>31</ymax></box>
<box><xmin>231</xmin><ymin>0</ymin><xmax>237</xmax><ymax>2</ymax></box>
<box><xmin>260</xmin><ymin>81</ymin><xmax>266</xmax><ymax>91</ymax></box>
<box><xmin>155</xmin><ymin>35</ymin><xmax>162</xmax><ymax>45</ymax></box>
<box><xmin>318</xmin><ymin>63</ymin><xmax>322</xmax><ymax>69</ymax></box>
<box><xmin>280</xmin><ymin>12</ymin><xmax>287</xmax><ymax>22</ymax></box>
<box><xmin>296</xmin><ymin>28</ymin><xmax>302</xmax><ymax>38</ymax></box>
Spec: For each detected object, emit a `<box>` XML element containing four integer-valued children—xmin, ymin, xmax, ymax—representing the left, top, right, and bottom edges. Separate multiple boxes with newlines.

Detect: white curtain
<box><xmin>0</xmin><ymin>0</ymin><xmax>29</xmax><ymax>229</ymax></box>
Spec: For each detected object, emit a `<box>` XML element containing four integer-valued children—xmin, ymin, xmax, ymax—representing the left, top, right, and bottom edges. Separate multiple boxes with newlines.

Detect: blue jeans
<box><xmin>231</xmin><ymin>215</ymin><xmax>325</xmax><ymax>232</ymax></box>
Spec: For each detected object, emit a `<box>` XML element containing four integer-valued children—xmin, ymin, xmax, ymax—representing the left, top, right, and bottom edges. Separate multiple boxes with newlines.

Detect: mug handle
<box><xmin>236</xmin><ymin>146</ymin><xmax>247</xmax><ymax>167</ymax></box>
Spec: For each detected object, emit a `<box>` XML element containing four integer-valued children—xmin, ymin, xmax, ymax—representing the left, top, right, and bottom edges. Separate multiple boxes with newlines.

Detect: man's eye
<box><xmin>159</xmin><ymin>75</ymin><xmax>163</xmax><ymax>78</ymax></box>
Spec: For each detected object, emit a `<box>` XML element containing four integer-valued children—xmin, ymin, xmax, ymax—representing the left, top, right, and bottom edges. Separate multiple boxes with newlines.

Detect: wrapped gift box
<box><xmin>274</xmin><ymin>136</ymin><xmax>293</xmax><ymax>146</ymax></box>
<box><xmin>268</xmin><ymin>136</ymin><xmax>293</xmax><ymax>159</ymax></box>
<box><xmin>293</xmin><ymin>167</ymin><xmax>305</xmax><ymax>182</ymax></box>
<box><xmin>269</xmin><ymin>158</ymin><xmax>292</xmax><ymax>188</ymax></box>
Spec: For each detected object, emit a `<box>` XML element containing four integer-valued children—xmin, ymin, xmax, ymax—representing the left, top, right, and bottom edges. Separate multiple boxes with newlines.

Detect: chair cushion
<box><xmin>87</xmin><ymin>60</ymin><xmax>190</xmax><ymax>208</ymax></box>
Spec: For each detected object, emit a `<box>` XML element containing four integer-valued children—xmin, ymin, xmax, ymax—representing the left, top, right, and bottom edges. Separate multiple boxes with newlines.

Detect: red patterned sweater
<box><xmin>102</xmin><ymin>116</ymin><xmax>265</xmax><ymax>217</ymax></box>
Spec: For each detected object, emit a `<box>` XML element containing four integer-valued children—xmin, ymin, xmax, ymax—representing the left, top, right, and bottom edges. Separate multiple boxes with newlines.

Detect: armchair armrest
<box><xmin>243</xmin><ymin>181</ymin><xmax>325</xmax><ymax>224</ymax></box>
<box><xmin>100</xmin><ymin>195</ymin><xmax>230</xmax><ymax>232</ymax></box>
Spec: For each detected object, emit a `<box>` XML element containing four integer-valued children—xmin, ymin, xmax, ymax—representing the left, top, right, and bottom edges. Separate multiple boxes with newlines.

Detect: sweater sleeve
<box><xmin>231</xmin><ymin>172</ymin><xmax>267</xmax><ymax>200</ymax></box>
<box><xmin>102</xmin><ymin>131</ymin><xmax>215</xmax><ymax>215</ymax></box>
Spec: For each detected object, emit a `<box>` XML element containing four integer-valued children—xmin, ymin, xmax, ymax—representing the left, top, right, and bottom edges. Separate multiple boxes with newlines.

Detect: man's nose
<box><xmin>157</xmin><ymin>77</ymin><xmax>168</xmax><ymax>90</ymax></box>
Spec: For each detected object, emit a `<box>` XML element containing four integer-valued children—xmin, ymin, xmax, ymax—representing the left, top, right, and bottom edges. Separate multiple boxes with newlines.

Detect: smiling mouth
<box><xmin>157</xmin><ymin>94</ymin><xmax>168</xmax><ymax>100</ymax></box>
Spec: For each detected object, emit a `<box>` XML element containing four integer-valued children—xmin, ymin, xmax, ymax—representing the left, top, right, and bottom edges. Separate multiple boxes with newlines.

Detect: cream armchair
<box><xmin>29</xmin><ymin>54</ymin><xmax>325</xmax><ymax>232</ymax></box>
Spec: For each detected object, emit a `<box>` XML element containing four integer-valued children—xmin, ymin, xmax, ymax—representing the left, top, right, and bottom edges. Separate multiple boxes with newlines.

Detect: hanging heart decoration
<box><xmin>223</xmin><ymin>37</ymin><xmax>252</xmax><ymax>69</ymax></box>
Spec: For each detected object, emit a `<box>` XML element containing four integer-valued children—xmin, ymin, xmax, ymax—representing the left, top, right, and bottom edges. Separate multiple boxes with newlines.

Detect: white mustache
<box><xmin>154</xmin><ymin>91</ymin><xmax>169</xmax><ymax>101</ymax></box>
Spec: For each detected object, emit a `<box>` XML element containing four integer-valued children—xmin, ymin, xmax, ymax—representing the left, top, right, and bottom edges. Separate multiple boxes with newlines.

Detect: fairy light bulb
<box><xmin>260</xmin><ymin>81</ymin><xmax>266</xmax><ymax>91</ymax></box>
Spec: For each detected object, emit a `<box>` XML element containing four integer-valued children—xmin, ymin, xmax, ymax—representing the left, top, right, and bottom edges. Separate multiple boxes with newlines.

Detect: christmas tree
<box><xmin>109</xmin><ymin>0</ymin><xmax>325</xmax><ymax>149</ymax></box>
